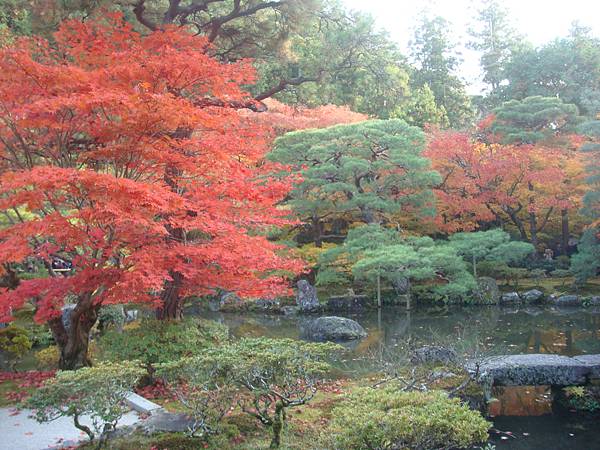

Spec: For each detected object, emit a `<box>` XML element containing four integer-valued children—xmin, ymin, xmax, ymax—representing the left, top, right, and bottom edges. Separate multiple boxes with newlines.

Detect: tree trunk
<box><xmin>0</xmin><ymin>264</ymin><xmax>19</xmax><ymax>289</ymax></box>
<box><xmin>270</xmin><ymin>402</ymin><xmax>285</xmax><ymax>449</ymax></box>
<box><xmin>529</xmin><ymin>211</ymin><xmax>539</xmax><ymax>251</ymax></box>
<box><xmin>48</xmin><ymin>293</ymin><xmax>98</xmax><ymax>370</ymax></box>
<box><xmin>561</xmin><ymin>209</ymin><xmax>569</xmax><ymax>255</ymax></box>
<box><xmin>156</xmin><ymin>271</ymin><xmax>184</xmax><ymax>320</ymax></box>
<box><xmin>312</xmin><ymin>217</ymin><xmax>323</xmax><ymax>248</ymax></box>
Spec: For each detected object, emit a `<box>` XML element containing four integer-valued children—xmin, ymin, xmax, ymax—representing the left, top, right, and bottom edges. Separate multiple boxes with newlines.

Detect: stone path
<box><xmin>0</xmin><ymin>408</ymin><xmax>141</xmax><ymax>450</ymax></box>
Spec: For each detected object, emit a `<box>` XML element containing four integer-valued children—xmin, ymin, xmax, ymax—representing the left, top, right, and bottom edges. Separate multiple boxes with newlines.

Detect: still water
<box><xmin>200</xmin><ymin>304</ymin><xmax>600</xmax><ymax>450</ymax></box>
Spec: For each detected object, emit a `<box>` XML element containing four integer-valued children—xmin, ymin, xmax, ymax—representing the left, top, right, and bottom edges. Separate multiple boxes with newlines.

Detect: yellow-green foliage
<box><xmin>0</xmin><ymin>325</ymin><xmax>32</xmax><ymax>368</ymax></box>
<box><xmin>35</xmin><ymin>346</ymin><xmax>59</xmax><ymax>370</ymax></box>
<box><xmin>327</xmin><ymin>385</ymin><xmax>490</xmax><ymax>450</ymax></box>
<box><xmin>296</xmin><ymin>243</ymin><xmax>339</xmax><ymax>266</ymax></box>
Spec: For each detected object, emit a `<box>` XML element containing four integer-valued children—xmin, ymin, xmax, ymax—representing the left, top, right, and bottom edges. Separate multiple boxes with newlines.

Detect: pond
<box><xmin>197</xmin><ymin>304</ymin><xmax>600</xmax><ymax>450</ymax></box>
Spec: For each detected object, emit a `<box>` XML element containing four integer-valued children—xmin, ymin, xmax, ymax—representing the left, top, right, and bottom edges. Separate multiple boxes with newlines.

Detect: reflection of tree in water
<box><xmin>526</xmin><ymin>313</ymin><xmax>600</xmax><ymax>356</ymax></box>
<box><xmin>489</xmin><ymin>386</ymin><xmax>553</xmax><ymax>417</ymax></box>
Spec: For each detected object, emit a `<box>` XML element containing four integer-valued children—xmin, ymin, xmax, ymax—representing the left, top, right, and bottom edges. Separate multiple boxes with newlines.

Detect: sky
<box><xmin>342</xmin><ymin>0</ymin><xmax>600</xmax><ymax>94</ymax></box>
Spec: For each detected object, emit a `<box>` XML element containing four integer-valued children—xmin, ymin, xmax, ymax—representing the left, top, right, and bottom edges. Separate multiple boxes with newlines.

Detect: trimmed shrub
<box><xmin>98</xmin><ymin>318</ymin><xmax>228</xmax><ymax>378</ymax></box>
<box><xmin>24</xmin><ymin>361</ymin><xmax>144</xmax><ymax>443</ymax></box>
<box><xmin>160</xmin><ymin>338</ymin><xmax>341</xmax><ymax>448</ymax></box>
<box><xmin>327</xmin><ymin>385</ymin><xmax>490</xmax><ymax>450</ymax></box>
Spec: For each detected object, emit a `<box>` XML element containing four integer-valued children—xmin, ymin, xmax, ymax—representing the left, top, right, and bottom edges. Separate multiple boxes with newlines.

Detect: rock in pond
<box><xmin>296</xmin><ymin>280</ymin><xmax>320</xmax><ymax>313</ymax></box>
<box><xmin>549</xmin><ymin>295</ymin><xmax>582</xmax><ymax>307</ymax></box>
<box><xmin>471</xmin><ymin>354</ymin><xmax>591</xmax><ymax>386</ymax></box>
<box><xmin>521</xmin><ymin>289</ymin><xmax>544</xmax><ymax>303</ymax></box>
<box><xmin>410</xmin><ymin>345</ymin><xmax>458</xmax><ymax>365</ymax></box>
<box><xmin>303</xmin><ymin>316</ymin><xmax>367</xmax><ymax>342</ymax></box>
<box><xmin>475</xmin><ymin>277</ymin><xmax>500</xmax><ymax>304</ymax></box>
<box><xmin>391</xmin><ymin>276</ymin><xmax>411</xmax><ymax>295</ymax></box>
<box><xmin>500</xmin><ymin>292</ymin><xmax>521</xmax><ymax>304</ymax></box>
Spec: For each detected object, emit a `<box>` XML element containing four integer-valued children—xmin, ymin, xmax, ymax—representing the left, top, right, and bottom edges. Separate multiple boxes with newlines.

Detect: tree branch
<box><xmin>133</xmin><ymin>0</ymin><xmax>157</xmax><ymax>31</ymax></box>
<box><xmin>255</xmin><ymin>75</ymin><xmax>322</xmax><ymax>101</ymax></box>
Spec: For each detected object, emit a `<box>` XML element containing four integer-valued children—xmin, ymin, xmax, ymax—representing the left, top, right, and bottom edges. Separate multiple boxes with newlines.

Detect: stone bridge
<box><xmin>469</xmin><ymin>354</ymin><xmax>600</xmax><ymax>388</ymax></box>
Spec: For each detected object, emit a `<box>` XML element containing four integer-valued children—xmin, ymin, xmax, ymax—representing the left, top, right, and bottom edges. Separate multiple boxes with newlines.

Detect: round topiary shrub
<box><xmin>326</xmin><ymin>385</ymin><xmax>490</xmax><ymax>450</ymax></box>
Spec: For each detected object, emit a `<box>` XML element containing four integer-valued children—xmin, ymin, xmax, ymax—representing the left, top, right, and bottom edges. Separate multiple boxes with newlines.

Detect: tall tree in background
<box><xmin>467</xmin><ymin>0</ymin><xmax>522</xmax><ymax>92</ymax></box>
<box><xmin>125</xmin><ymin>0</ymin><xmax>416</xmax><ymax>118</ymax></box>
<box><xmin>269</xmin><ymin>119</ymin><xmax>440</xmax><ymax>246</ymax></box>
<box><xmin>0</xmin><ymin>15</ymin><xmax>302</xmax><ymax>369</ymax></box>
<box><xmin>409</xmin><ymin>15</ymin><xmax>474</xmax><ymax>128</ymax></box>
<box><xmin>500</xmin><ymin>24</ymin><xmax>600</xmax><ymax>117</ymax></box>
<box><xmin>490</xmin><ymin>96</ymin><xmax>581</xmax><ymax>144</ymax></box>
<box><xmin>571</xmin><ymin>120</ymin><xmax>600</xmax><ymax>284</ymax></box>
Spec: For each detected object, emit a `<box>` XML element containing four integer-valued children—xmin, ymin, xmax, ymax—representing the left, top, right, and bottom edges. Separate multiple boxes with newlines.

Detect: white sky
<box><xmin>342</xmin><ymin>0</ymin><xmax>600</xmax><ymax>94</ymax></box>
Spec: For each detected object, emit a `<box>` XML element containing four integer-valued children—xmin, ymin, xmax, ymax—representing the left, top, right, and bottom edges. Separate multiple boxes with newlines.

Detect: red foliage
<box><xmin>0</xmin><ymin>14</ymin><xmax>303</xmax><ymax>323</ymax></box>
<box><xmin>0</xmin><ymin>370</ymin><xmax>55</xmax><ymax>402</ymax></box>
<box><xmin>135</xmin><ymin>379</ymin><xmax>175</xmax><ymax>400</ymax></box>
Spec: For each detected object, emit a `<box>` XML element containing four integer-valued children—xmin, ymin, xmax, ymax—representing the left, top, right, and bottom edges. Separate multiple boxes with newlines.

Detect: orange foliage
<box><xmin>243</xmin><ymin>98</ymin><xmax>368</xmax><ymax>136</ymax></box>
<box><xmin>425</xmin><ymin>130</ymin><xmax>586</xmax><ymax>245</ymax></box>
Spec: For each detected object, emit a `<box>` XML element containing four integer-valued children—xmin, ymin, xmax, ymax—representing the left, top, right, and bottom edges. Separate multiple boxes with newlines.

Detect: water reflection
<box><xmin>201</xmin><ymin>305</ymin><xmax>600</xmax><ymax>357</ymax></box>
<box><xmin>489</xmin><ymin>386</ymin><xmax>553</xmax><ymax>417</ymax></box>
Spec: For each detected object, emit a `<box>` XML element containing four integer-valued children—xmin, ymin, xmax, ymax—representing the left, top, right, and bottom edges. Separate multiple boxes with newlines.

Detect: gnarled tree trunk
<box><xmin>48</xmin><ymin>292</ymin><xmax>99</xmax><ymax>370</ymax></box>
<box><xmin>156</xmin><ymin>271</ymin><xmax>184</xmax><ymax>320</ymax></box>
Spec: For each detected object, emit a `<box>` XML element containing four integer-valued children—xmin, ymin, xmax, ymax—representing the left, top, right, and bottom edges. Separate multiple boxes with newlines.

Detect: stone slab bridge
<box><xmin>468</xmin><ymin>354</ymin><xmax>600</xmax><ymax>394</ymax></box>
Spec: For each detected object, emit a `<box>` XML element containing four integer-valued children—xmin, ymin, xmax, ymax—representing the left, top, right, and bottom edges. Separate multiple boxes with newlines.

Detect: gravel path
<box><xmin>0</xmin><ymin>407</ymin><xmax>140</xmax><ymax>450</ymax></box>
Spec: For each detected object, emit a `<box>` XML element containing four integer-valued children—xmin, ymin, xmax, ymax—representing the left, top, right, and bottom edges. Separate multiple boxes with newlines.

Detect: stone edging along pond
<box><xmin>206</xmin><ymin>286</ymin><xmax>600</xmax><ymax>315</ymax></box>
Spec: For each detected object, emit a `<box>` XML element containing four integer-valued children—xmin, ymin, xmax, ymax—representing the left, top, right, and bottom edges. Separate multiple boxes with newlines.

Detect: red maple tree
<box><xmin>0</xmin><ymin>15</ymin><xmax>302</xmax><ymax>369</ymax></box>
<box><xmin>426</xmin><ymin>129</ymin><xmax>584</xmax><ymax>251</ymax></box>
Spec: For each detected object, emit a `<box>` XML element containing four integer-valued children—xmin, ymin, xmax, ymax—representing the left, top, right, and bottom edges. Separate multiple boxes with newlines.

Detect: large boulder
<box><xmin>303</xmin><ymin>316</ymin><xmax>367</xmax><ymax>342</ymax></box>
<box><xmin>391</xmin><ymin>277</ymin><xmax>411</xmax><ymax>295</ymax></box>
<box><xmin>209</xmin><ymin>291</ymin><xmax>242</xmax><ymax>312</ymax></box>
<box><xmin>296</xmin><ymin>280</ymin><xmax>320</xmax><ymax>313</ymax></box>
<box><xmin>475</xmin><ymin>277</ymin><xmax>500</xmax><ymax>305</ymax></box>
<box><xmin>410</xmin><ymin>345</ymin><xmax>458</xmax><ymax>365</ymax></box>
<box><xmin>500</xmin><ymin>292</ymin><xmax>520</xmax><ymax>304</ymax></box>
<box><xmin>521</xmin><ymin>289</ymin><xmax>544</xmax><ymax>303</ymax></box>
<box><xmin>471</xmin><ymin>354</ymin><xmax>592</xmax><ymax>386</ymax></box>
<box><xmin>549</xmin><ymin>295</ymin><xmax>582</xmax><ymax>307</ymax></box>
